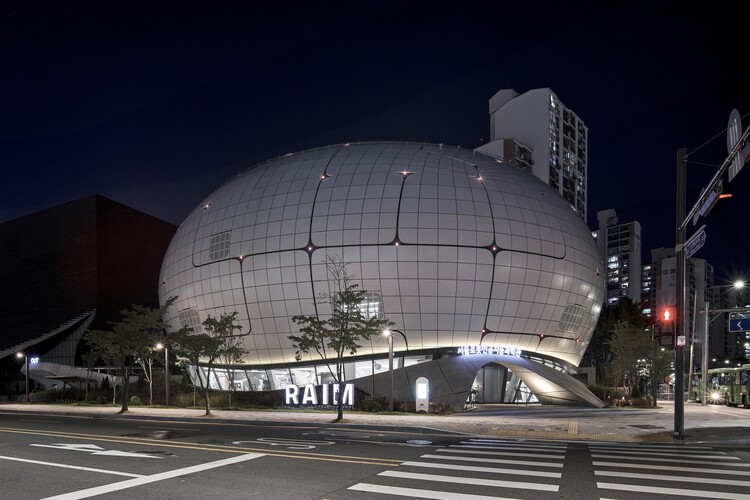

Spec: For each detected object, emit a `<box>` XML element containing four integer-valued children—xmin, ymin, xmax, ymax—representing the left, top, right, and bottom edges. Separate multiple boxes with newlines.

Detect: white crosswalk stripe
<box><xmin>347</xmin><ymin>438</ymin><xmax>567</xmax><ymax>499</ymax></box>
<box><xmin>589</xmin><ymin>442</ymin><xmax>750</xmax><ymax>499</ymax></box>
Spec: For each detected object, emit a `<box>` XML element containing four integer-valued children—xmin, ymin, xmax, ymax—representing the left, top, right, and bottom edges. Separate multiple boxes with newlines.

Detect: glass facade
<box><xmin>194</xmin><ymin>354</ymin><xmax>433</xmax><ymax>391</ymax></box>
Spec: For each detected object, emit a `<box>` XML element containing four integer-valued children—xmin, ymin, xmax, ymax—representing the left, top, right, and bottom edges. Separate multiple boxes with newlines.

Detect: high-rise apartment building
<box><xmin>593</xmin><ymin>209</ymin><xmax>642</xmax><ymax>305</ymax></box>
<box><xmin>475</xmin><ymin>88</ymin><xmax>588</xmax><ymax>219</ymax></box>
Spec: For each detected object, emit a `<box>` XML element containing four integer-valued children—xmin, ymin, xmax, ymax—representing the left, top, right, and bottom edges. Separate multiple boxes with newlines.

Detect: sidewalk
<box><xmin>2</xmin><ymin>401</ymin><xmax>749</xmax><ymax>445</ymax></box>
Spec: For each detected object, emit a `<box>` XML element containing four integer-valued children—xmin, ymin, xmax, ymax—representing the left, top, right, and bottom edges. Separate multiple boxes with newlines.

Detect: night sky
<box><xmin>2</xmin><ymin>1</ymin><xmax>749</xmax><ymax>283</ymax></box>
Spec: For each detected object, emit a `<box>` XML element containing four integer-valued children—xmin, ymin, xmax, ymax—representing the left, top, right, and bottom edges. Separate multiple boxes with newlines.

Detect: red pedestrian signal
<box><xmin>661</xmin><ymin>307</ymin><xmax>675</xmax><ymax>333</ymax></box>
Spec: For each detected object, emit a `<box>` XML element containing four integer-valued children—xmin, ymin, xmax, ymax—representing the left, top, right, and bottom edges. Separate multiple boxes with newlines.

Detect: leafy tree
<box><xmin>603</xmin><ymin>320</ymin><xmax>653</xmax><ymax>391</ymax></box>
<box><xmin>289</xmin><ymin>255</ymin><xmax>393</xmax><ymax>421</ymax></box>
<box><xmin>582</xmin><ymin>298</ymin><xmax>651</xmax><ymax>383</ymax></box>
<box><xmin>172</xmin><ymin>311</ymin><xmax>244</xmax><ymax>415</ymax></box>
<box><xmin>81</xmin><ymin>347</ymin><xmax>101</xmax><ymax>403</ymax></box>
<box><xmin>84</xmin><ymin>298</ymin><xmax>176</xmax><ymax>413</ymax></box>
<box><xmin>219</xmin><ymin>334</ymin><xmax>248</xmax><ymax>407</ymax></box>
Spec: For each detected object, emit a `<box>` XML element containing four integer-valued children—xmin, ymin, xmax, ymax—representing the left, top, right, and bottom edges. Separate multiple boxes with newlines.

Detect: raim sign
<box><xmin>285</xmin><ymin>383</ymin><xmax>354</xmax><ymax>406</ymax></box>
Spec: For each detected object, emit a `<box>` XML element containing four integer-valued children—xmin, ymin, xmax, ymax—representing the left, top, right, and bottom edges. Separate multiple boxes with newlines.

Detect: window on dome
<box><xmin>209</xmin><ymin>231</ymin><xmax>231</xmax><ymax>260</ymax></box>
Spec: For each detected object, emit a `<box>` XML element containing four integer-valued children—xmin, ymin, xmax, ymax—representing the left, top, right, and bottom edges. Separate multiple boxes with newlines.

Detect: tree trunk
<box><xmin>202</xmin><ymin>367</ymin><xmax>211</xmax><ymax>415</ymax></box>
<box><xmin>120</xmin><ymin>366</ymin><xmax>130</xmax><ymax>413</ymax></box>
<box><xmin>336</xmin><ymin>379</ymin><xmax>344</xmax><ymax>421</ymax></box>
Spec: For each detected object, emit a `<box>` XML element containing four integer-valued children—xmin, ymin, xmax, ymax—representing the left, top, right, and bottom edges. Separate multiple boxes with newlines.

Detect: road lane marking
<box><xmin>31</xmin><ymin>443</ymin><xmax>163</xmax><ymax>458</ymax></box>
<box><xmin>233</xmin><ymin>437</ymin><xmax>335</xmax><ymax>449</ymax></box>
<box><xmin>593</xmin><ymin>460</ymin><xmax>750</xmax><ymax>476</ymax></box>
<box><xmin>0</xmin><ymin>455</ymin><xmax>143</xmax><ymax>477</ymax></box>
<box><xmin>595</xmin><ymin>470</ymin><xmax>750</xmax><ymax>488</ymax></box>
<box><xmin>0</xmin><ymin>425</ymin><xmax>401</xmax><ymax>466</ymax></box>
<box><xmin>597</xmin><ymin>481</ymin><xmax>750</xmax><ymax>500</ymax></box>
<box><xmin>401</xmin><ymin>460</ymin><xmax>561</xmax><ymax>478</ymax></box>
<box><xmin>439</xmin><ymin>448</ymin><xmax>565</xmax><ymax>459</ymax></box>
<box><xmin>420</xmin><ymin>453</ymin><xmax>563</xmax><ymax>468</ymax></box>
<box><xmin>40</xmin><ymin>453</ymin><xmax>265</xmax><ymax>500</ymax></box>
<box><xmin>349</xmin><ymin>482</ymin><xmax>521</xmax><ymax>499</ymax></box>
<box><xmin>591</xmin><ymin>453</ymin><xmax>750</xmax><ymax>467</ymax></box>
<box><xmin>379</xmin><ymin>470</ymin><xmax>559</xmax><ymax>491</ymax></box>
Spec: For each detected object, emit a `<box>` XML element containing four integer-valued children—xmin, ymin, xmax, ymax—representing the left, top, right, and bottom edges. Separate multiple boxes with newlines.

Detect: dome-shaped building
<box><xmin>159</xmin><ymin>142</ymin><xmax>605</xmax><ymax>408</ymax></box>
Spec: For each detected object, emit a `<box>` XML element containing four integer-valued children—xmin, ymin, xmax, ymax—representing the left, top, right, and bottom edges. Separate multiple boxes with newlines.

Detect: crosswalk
<box><xmin>345</xmin><ymin>438</ymin><xmax>750</xmax><ymax>499</ymax></box>
<box><xmin>348</xmin><ymin>438</ymin><xmax>568</xmax><ymax>499</ymax></box>
<box><xmin>590</xmin><ymin>442</ymin><xmax>750</xmax><ymax>499</ymax></box>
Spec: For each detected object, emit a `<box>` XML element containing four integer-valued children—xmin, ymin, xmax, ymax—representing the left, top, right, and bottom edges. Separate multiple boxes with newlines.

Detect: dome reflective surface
<box><xmin>159</xmin><ymin>142</ymin><xmax>604</xmax><ymax>366</ymax></box>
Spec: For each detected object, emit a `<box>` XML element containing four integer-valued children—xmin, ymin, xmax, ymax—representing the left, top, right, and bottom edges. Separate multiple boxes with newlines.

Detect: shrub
<box><xmin>29</xmin><ymin>388</ymin><xmax>80</xmax><ymax>403</ymax></box>
<box><xmin>129</xmin><ymin>395</ymin><xmax>142</xmax><ymax>406</ymax></box>
<box><xmin>397</xmin><ymin>400</ymin><xmax>416</xmax><ymax>413</ymax></box>
<box><xmin>357</xmin><ymin>395</ymin><xmax>389</xmax><ymax>412</ymax></box>
<box><xmin>174</xmin><ymin>392</ymin><xmax>197</xmax><ymax>408</ymax></box>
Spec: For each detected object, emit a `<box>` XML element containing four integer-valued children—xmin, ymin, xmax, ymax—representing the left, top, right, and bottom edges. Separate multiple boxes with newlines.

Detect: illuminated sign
<box><xmin>457</xmin><ymin>345</ymin><xmax>522</xmax><ymax>356</ymax></box>
<box><xmin>285</xmin><ymin>383</ymin><xmax>354</xmax><ymax>406</ymax></box>
<box><xmin>30</xmin><ymin>357</ymin><xmax>39</xmax><ymax>365</ymax></box>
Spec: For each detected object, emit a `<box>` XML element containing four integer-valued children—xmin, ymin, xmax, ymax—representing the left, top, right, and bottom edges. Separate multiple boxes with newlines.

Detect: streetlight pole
<box><xmin>385</xmin><ymin>331</ymin><xmax>394</xmax><ymax>411</ymax></box>
<box><xmin>382</xmin><ymin>328</ymin><xmax>408</xmax><ymax>412</ymax></box>
<box><xmin>157</xmin><ymin>343</ymin><xmax>169</xmax><ymax>406</ymax></box>
<box><xmin>16</xmin><ymin>352</ymin><xmax>29</xmax><ymax>402</ymax></box>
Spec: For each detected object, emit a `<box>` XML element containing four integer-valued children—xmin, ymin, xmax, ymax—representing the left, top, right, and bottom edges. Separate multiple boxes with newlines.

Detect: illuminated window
<box><xmin>347</xmin><ymin>292</ymin><xmax>383</xmax><ymax>319</ymax></box>
<box><xmin>178</xmin><ymin>308</ymin><xmax>201</xmax><ymax>328</ymax></box>
<box><xmin>558</xmin><ymin>303</ymin><xmax>586</xmax><ymax>333</ymax></box>
<box><xmin>209</xmin><ymin>232</ymin><xmax>231</xmax><ymax>260</ymax></box>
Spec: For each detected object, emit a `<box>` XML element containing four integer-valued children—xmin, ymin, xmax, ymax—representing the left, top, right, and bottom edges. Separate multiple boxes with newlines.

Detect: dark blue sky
<box><xmin>2</xmin><ymin>1</ymin><xmax>748</xmax><ymax>282</ymax></box>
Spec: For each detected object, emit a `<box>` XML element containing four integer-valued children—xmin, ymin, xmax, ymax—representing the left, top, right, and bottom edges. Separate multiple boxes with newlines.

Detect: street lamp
<box><xmin>382</xmin><ymin>328</ymin><xmax>408</xmax><ymax>412</ymax></box>
<box><xmin>156</xmin><ymin>343</ymin><xmax>169</xmax><ymax>406</ymax></box>
<box><xmin>700</xmin><ymin>280</ymin><xmax>746</xmax><ymax>405</ymax></box>
<box><xmin>16</xmin><ymin>352</ymin><xmax>28</xmax><ymax>402</ymax></box>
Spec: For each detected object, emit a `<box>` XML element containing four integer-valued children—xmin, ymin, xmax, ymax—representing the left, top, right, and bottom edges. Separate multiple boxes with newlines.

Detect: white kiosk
<box><xmin>415</xmin><ymin>377</ymin><xmax>429</xmax><ymax>413</ymax></box>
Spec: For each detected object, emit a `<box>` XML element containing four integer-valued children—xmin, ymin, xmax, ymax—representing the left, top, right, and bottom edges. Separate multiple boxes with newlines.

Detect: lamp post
<box><xmin>384</xmin><ymin>330</ymin><xmax>394</xmax><ymax>411</ymax></box>
<box><xmin>16</xmin><ymin>352</ymin><xmax>29</xmax><ymax>402</ymax></box>
<box><xmin>156</xmin><ymin>343</ymin><xmax>169</xmax><ymax>406</ymax></box>
<box><xmin>700</xmin><ymin>280</ymin><xmax>746</xmax><ymax>405</ymax></box>
<box><xmin>382</xmin><ymin>329</ymin><xmax>408</xmax><ymax>412</ymax></box>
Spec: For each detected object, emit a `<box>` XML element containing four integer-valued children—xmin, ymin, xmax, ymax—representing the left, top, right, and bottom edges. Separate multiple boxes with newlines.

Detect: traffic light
<box><xmin>660</xmin><ymin>307</ymin><xmax>675</xmax><ymax>333</ymax></box>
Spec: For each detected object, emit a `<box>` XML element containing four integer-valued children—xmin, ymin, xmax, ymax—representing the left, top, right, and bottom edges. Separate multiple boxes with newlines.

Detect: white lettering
<box><xmin>284</xmin><ymin>383</ymin><xmax>355</xmax><ymax>406</ymax></box>
<box><xmin>285</xmin><ymin>385</ymin><xmax>299</xmax><ymax>405</ymax></box>
<box><xmin>340</xmin><ymin>383</ymin><xmax>354</xmax><ymax>406</ymax></box>
<box><xmin>301</xmin><ymin>384</ymin><xmax>318</xmax><ymax>404</ymax></box>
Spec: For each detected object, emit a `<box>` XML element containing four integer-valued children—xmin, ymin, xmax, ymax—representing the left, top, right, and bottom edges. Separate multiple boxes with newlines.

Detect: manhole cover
<box><xmin>406</xmin><ymin>439</ymin><xmax>432</xmax><ymax>446</ymax></box>
<box><xmin>629</xmin><ymin>424</ymin><xmax>663</xmax><ymax>430</ymax></box>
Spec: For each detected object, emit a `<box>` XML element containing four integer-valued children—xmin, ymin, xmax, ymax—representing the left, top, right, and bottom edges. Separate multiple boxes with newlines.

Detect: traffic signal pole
<box><xmin>674</xmin><ymin>119</ymin><xmax>749</xmax><ymax>439</ymax></box>
<box><xmin>675</xmin><ymin>148</ymin><xmax>687</xmax><ymax>439</ymax></box>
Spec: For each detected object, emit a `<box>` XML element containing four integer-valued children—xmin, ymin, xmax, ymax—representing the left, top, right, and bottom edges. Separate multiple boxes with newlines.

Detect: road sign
<box><xmin>728</xmin><ymin>109</ymin><xmax>744</xmax><ymax>182</ymax></box>
<box><xmin>729</xmin><ymin>311</ymin><xmax>750</xmax><ymax>332</ymax></box>
<box><xmin>685</xmin><ymin>225</ymin><xmax>706</xmax><ymax>258</ymax></box>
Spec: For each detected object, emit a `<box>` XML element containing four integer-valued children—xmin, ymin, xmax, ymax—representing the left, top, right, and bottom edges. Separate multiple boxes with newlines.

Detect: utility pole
<box><xmin>674</xmin><ymin>147</ymin><xmax>687</xmax><ymax>439</ymax></box>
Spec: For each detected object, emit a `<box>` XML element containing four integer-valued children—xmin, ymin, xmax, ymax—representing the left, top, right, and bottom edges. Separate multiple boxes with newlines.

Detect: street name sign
<box><xmin>685</xmin><ymin>225</ymin><xmax>707</xmax><ymax>259</ymax></box>
<box><xmin>729</xmin><ymin>311</ymin><xmax>750</xmax><ymax>332</ymax></box>
<box><xmin>728</xmin><ymin>109</ymin><xmax>745</xmax><ymax>182</ymax></box>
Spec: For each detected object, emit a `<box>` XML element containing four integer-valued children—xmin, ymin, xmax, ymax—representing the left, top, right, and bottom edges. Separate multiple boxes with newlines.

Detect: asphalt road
<box><xmin>1</xmin><ymin>410</ymin><xmax>749</xmax><ymax>499</ymax></box>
